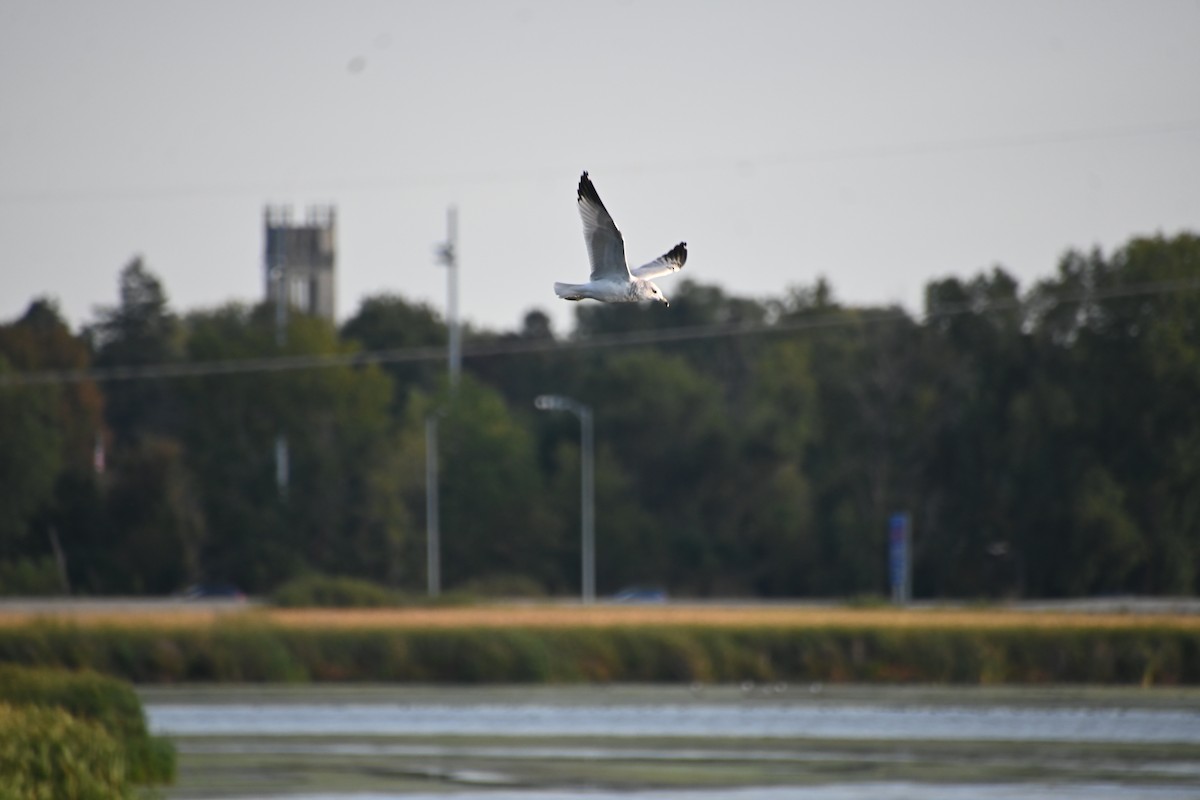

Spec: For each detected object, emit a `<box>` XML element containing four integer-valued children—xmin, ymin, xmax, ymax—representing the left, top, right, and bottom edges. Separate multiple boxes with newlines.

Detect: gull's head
<box><xmin>644</xmin><ymin>282</ymin><xmax>669</xmax><ymax>307</ymax></box>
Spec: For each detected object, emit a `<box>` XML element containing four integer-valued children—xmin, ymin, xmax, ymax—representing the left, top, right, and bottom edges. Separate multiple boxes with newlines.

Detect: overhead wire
<box><xmin>2</xmin><ymin>275</ymin><xmax>1197</xmax><ymax>388</ymax></box>
<box><xmin>2</xmin><ymin>118</ymin><xmax>1198</xmax><ymax>205</ymax></box>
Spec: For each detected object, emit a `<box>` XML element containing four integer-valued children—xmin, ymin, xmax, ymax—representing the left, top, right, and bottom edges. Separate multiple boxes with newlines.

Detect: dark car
<box><xmin>611</xmin><ymin>586</ymin><xmax>668</xmax><ymax>603</ymax></box>
<box><xmin>180</xmin><ymin>583</ymin><xmax>245</xmax><ymax>601</ymax></box>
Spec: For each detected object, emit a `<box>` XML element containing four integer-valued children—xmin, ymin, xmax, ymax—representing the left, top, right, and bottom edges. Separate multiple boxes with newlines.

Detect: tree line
<box><xmin>1</xmin><ymin>232</ymin><xmax>1198</xmax><ymax>599</ymax></box>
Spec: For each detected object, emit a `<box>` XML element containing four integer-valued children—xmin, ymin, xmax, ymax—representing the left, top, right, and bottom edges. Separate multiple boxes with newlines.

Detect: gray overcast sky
<box><xmin>2</xmin><ymin>0</ymin><xmax>1198</xmax><ymax>336</ymax></box>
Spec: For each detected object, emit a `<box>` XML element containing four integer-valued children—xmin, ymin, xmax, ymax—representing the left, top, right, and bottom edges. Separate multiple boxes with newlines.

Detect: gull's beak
<box><xmin>664</xmin><ymin>300</ymin><xmax>670</xmax><ymax>308</ymax></box>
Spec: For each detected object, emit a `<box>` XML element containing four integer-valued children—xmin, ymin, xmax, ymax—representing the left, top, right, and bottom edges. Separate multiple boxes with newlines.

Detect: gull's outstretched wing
<box><xmin>578</xmin><ymin>172</ymin><xmax>629</xmax><ymax>281</ymax></box>
<box><xmin>631</xmin><ymin>242</ymin><xmax>688</xmax><ymax>280</ymax></box>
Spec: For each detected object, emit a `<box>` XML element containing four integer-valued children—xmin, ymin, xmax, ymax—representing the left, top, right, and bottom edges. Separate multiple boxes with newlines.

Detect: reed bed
<box><xmin>263</xmin><ymin>605</ymin><xmax>1200</xmax><ymax>632</ymax></box>
<box><xmin>0</xmin><ymin>602</ymin><xmax>1196</xmax><ymax>686</ymax></box>
<box><xmin>2</xmin><ymin>602</ymin><xmax>1197</xmax><ymax>632</ymax></box>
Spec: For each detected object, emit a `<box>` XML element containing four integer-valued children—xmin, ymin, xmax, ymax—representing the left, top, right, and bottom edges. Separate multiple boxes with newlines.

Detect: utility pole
<box><xmin>425</xmin><ymin>414</ymin><xmax>440</xmax><ymax>598</ymax></box>
<box><xmin>579</xmin><ymin>405</ymin><xmax>595</xmax><ymax>603</ymax></box>
<box><xmin>426</xmin><ymin>205</ymin><xmax>459</xmax><ymax>597</ymax></box>
<box><xmin>437</xmin><ymin>205</ymin><xmax>461</xmax><ymax>388</ymax></box>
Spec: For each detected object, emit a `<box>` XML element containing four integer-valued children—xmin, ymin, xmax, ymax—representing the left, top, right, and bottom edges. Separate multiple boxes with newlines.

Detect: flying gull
<box><xmin>554</xmin><ymin>171</ymin><xmax>687</xmax><ymax>307</ymax></box>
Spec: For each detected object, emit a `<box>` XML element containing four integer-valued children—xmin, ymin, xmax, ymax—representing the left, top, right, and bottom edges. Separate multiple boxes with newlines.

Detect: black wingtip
<box><xmin>577</xmin><ymin>171</ymin><xmax>601</xmax><ymax>204</ymax></box>
<box><xmin>666</xmin><ymin>241</ymin><xmax>688</xmax><ymax>266</ymax></box>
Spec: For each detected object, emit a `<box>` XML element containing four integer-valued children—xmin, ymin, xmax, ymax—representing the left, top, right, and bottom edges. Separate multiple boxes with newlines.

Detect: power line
<box><xmin>3</xmin><ymin>118</ymin><xmax>1198</xmax><ymax>205</ymax></box>
<box><xmin>3</xmin><ymin>276</ymin><xmax>1197</xmax><ymax>388</ymax></box>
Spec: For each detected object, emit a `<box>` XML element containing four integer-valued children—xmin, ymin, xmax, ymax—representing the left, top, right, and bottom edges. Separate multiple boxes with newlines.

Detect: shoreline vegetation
<box><xmin>0</xmin><ymin>664</ymin><xmax>175</xmax><ymax>798</ymax></box>
<box><xmin>0</xmin><ymin>603</ymin><xmax>1196</xmax><ymax>686</ymax></box>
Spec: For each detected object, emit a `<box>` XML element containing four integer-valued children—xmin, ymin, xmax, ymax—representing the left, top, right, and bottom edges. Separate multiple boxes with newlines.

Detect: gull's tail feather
<box><xmin>555</xmin><ymin>282</ymin><xmax>585</xmax><ymax>301</ymax></box>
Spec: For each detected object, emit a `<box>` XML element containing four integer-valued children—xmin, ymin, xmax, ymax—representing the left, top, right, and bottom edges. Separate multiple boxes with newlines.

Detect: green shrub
<box><xmin>271</xmin><ymin>574</ymin><xmax>403</xmax><ymax>608</ymax></box>
<box><xmin>0</xmin><ymin>664</ymin><xmax>174</xmax><ymax>784</ymax></box>
<box><xmin>843</xmin><ymin>593</ymin><xmax>889</xmax><ymax>609</ymax></box>
<box><xmin>453</xmin><ymin>573</ymin><xmax>548</xmax><ymax>599</ymax></box>
<box><xmin>0</xmin><ymin>557</ymin><xmax>64</xmax><ymax>596</ymax></box>
<box><xmin>0</xmin><ymin>703</ymin><xmax>130</xmax><ymax>800</ymax></box>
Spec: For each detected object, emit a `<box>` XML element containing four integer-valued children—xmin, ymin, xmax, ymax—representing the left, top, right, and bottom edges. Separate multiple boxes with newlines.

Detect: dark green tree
<box><xmin>918</xmin><ymin>269</ymin><xmax>1032</xmax><ymax>595</ymax></box>
<box><xmin>401</xmin><ymin>377</ymin><xmax>561</xmax><ymax>593</ymax></box>
<box><xmin>340</xmin><ymin>294</ymin><xmax>446</xmax><ymax>412</ymax></box>
<box><xmin>101</xmin><ymin>436</ymin><xmax>205</xmax><ymax>593</ymax></box>
<box><xmin>180</xmin><ymin>304</ymin><xmax>407</xmax><ymax>591</ymax></box>
<box><xmin>0</xmin><ymin>300</ymin><xmax>104</xmax><ymax>591</ymax></box>
<box><xmin>89</xmin><ymin>257</ymin><xmax>182</xmax><ymax>443</ymax></box>
<box><xmin>0</xmin><ymin>359</ymin><xmax>61</xmax><ymax>554</ymax></box>
<box><xmin>577</xmin><ymin>350</ymin><xmax>736</xmax><ymax>594</ymax></box>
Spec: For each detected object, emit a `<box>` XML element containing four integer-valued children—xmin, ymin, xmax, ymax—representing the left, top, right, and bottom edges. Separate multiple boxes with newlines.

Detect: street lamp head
<box><xmin>535</xmin><ymin>395</ymin><xmax>566</xmax><ymax>411</ymax></box>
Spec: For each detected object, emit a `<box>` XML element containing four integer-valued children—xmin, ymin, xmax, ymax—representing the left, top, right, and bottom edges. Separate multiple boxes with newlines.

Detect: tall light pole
<box><xmin>535</xmin><ymin>395</ymin><xmax>595</xmax><ymax>604</ymax></box>
<box><xmin>271</xmin><ymin>257</ymin><xmax>289</xmax><ymax>494</ymax></box>
<box><xmin>271</xmin><ymin>265</ymin><xmax>288</xmax><ymax>347</ymax></box>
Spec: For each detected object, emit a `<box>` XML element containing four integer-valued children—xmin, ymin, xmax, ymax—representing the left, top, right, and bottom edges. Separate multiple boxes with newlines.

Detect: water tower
<box><xmin>263</xmin><ymin>205</ymin><xmax>336</xmax><ymax>321</ymax></box>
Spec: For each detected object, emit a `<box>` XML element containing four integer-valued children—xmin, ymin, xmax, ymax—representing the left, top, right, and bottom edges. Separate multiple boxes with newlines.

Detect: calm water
<box><xmin>205</xmin><ymin>788</ymin><xmax>1200</xmax><ymax>800</ymax></box>
<box><xmin>149</xmin><ymin>698</ymin><xmax>1200</xmax><ymax>744</ymax></box>
<box><xmin>144</xmin><ymin>685</ymin><xmax>1200</xmax><ymax>800</ymax></box>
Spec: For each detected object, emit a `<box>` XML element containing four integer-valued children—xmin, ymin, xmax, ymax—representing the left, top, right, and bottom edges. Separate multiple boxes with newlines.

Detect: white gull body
<box><xmin>554</xmin><ymin>171</ymin><xmax>687</xmax><ymax>307</ymax></box>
